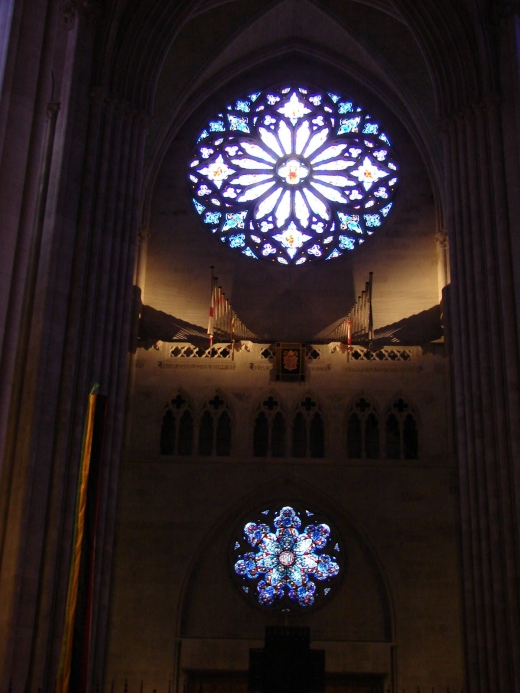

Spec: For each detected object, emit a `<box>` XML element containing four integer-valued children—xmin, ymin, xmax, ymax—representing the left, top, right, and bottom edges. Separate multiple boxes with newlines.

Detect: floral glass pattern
<box><xmin>189</xmin><ymin>87</ymin><xmax>399</xmax><ymax>264</ymax></box>
<box><xmin>233</xmin><ymin>506</ymin><xmax>340</xmax><ymax>608</ymax></box>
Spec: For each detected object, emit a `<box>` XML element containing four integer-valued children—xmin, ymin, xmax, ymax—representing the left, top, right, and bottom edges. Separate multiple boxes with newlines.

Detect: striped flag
<box><xmin>56</xmin><ymin>388</ymin><xmax>107</xmax><ymax>693</ymax></box>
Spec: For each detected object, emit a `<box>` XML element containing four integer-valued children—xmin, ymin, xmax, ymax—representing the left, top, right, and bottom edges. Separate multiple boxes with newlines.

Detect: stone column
<box><xmin>443</xmin><ymin>93</ymin><xmax>520</xmax><ymax>692</ymax></box>
<box><xmin>0</xmin><ymin>1</ymin><xmax>149</xmax><ymax>690</ymax></box>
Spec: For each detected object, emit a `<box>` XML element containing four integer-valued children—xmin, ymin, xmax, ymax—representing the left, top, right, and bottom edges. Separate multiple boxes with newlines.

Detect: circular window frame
<box><xmin>188</xmin><ymin>85</ymin><xmax>399</xmax><ymax>265</ymax></box>
<box><xmin>231</xmin><ymin>502</ymin><xmax>346</xmax><ymax>614</ymax></box>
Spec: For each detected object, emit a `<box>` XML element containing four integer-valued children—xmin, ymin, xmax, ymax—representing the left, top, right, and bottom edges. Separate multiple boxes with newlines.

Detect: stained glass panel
<box><xmin>233</xmin><ymin>505</ymin><xmax>342</xmax><ymax>609</ymax></box>
<box><xmin>188</xmin><ymin>86</ymin><xmax>399</xmax><ymax>263</ymax></box>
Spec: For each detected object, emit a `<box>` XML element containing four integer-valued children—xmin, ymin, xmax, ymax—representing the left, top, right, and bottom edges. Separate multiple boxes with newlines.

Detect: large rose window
<box><xmin>188</xmin><ymin>87</ymin><xmax>399</xmax><ymax>264</ymax></box>
<box><xmin>233</xmin><ymin>506</ymin><xmax>342</xmax><ymax>609</ymax></box>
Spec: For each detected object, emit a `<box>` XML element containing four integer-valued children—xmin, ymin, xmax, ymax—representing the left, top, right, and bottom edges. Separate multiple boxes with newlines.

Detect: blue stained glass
<box><xmin>234</xmin><ymin>506</ymin><xmax>340</xmax><ymax>607</ymax></box>
<box><xmin>338</xmin><ymin>117</ymin><xmax>361</xmax><ymax>134</ymax></box>
<box><xmin>190</xmin><ymin>85</ymin><xmax>398</xmax><ymax>264</ymax></box>
<box><xmin>326</xmin><ymin>249</ymin><xmax>341</xmax><ymax>259</ymax></box>
<box><xmin>363</xmin><ymin>123</ymin><xmax>379</xmax><ymax>134</ymax></box>
<box><xmin>204</xmin><ymin>211</ymin><xmax>221</xmax><ymax>224</ymax></box>
<box><xmin>243</xmin><ymin>586</ymin><xmax>249</xmax><ymax>593</ymax></box>
<box><xmin>262</xmin><ymin>510</ymin><xmax>269</xmax><ymax>515</ymax></box>
<box><xmin>381</xmin><ymin>202</ymin><xmax>393</xmax><ymax>216</ymax></box>
<box><xmin>308</xmin><ymin>245</ymin><xmax>322</xmax><ymax>257</ymax></box>
<box><xmin>379</xmin><ymin>133</ymin><xmax>391</xmax><ymax>144</ymax></box>
<box><xmin>228</xmin><ymin>114</ymin><xmax>250</xmax><ymax>132</ymax></box>
<box><xmin>324</xmin><ymin>588</ymin><xmax>331</xmax><ymax>595</ymax></box>
<box><xmin>339</xmin><ymin>236</ymin><xmax>355</xmax><ymax>250</ymax></box>
<box><xmin>229</xmin><ymin>233</ymin><xmax>245</xmax><ymax>248</ymax></box>
<box><xmin>338</xmin><ymin>101</ymin><xmax>353</xmax><ymax>113</ymax></box>
<box><xmin>338</xmin><ymin>213</ymin><xmax>363</xmax><ymax>234</ymax></box>
<box><xmin>193</xmin><ymin>199</ymin><xmax>205</xmax><ymax>214</ymax></box>
<box><xmin>364</xmin><ymin>214</ymin><xmax>381</xmax><ymax>227</ymax></box>
<box><xmin>306</xmin><ymin>510</ymin><xmax>314</xmax><ymax>516</ymax></box>
<box><xmin>235</xmin><ymin>542</ymin><xmax>240</xmax><ymax>549</ymax></box>
<box><xmin>222</xmin><ymin>211</ymin><xmax>247</xmax><ymax>231</ymax></box>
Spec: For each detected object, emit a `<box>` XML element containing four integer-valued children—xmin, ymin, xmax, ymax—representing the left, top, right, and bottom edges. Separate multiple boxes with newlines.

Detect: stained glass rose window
<box><xmin>233</xmin><ymin>506</ymin><xmax>342</xmax><ymax>609</ymax></box>
<box><xmin>188</xmin><ymin>87</ymin><xmax>399</xmax><ymax>264</ymax></box>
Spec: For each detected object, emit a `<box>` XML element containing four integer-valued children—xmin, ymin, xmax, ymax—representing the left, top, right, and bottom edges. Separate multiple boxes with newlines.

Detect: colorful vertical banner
<box><xmin>57</xmin><ymin>389</ymin><xmax>107</xmax><ymax>693</ymax></box>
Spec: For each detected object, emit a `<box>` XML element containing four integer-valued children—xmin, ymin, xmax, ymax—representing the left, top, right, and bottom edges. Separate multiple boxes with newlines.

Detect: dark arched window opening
<box><xmin>160</xmin><ymin>393</ymin><xmax>194</xmax><ymax>456</ymax></box>
<box><xmin>271</xmin><ymin>412</ymin><xmax>286</xmax><ymax>457</ymax></box>
<box><xmin>253</xmin><ymin>412</ymin><xmax>269</xmax><ymax>457</ymax></box>
<box><xmin>216</xmin><ymin>410</ymin><xmax>232</xmax><ymax>455</ymax></box>
<box><xmin>160</xmin><ymin>409</ymin><xmax>176</xmax><ymax>455</ymax></box>
<box><xmin>252</xmin><ymin>394</ymin><xmax>287</xmax><ymax>458</ymax></box>
<box><xmin>178</xmin><ymin>410</ymin><xmax>193</xmax><ymax>455</ymax></box>
<box><xmin>291</xmin><ymin>395</ymin><xmax>325</xmax><ymax>458</ymax></box>
<box><xmin>347</xmin><ymin>413</ymin><xmax>362</xmax><ymax>458</ymax></box>
<box><xmin>292</xmin><ymin>412</ymin><xmax>307</xmax><ymax>457</ymax></box>
<box><xmin>403</xmin><ymin>414</ymin><xmax>418</xmax><ymax>459</ymax></box>
<box><xmin>199</xmin><ymin>393</ymin><xmax>233</xmax><ymax>456</ymax></box>
<box><xmin>199</xmin><ymin>411</ymin><xmax>213</xmax><ymax>456</ymax></box>
<box><xmin>385</xmin><ymin>398</ymin><xmax>418</xmax><ymax>460</ymax></box>
<box><xmin>347</xmin><ymin>397</ymin><xmax>379</xmax><ymax>459</ymax></box>
<box><xmin>309</xmin><ymin>413</ymin><xmax>324</xmax><ymax>458</ymax></box>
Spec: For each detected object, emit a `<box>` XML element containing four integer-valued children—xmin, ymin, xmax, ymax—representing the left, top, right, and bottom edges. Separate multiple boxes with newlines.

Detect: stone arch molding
<box><xmin>104</xmin><ymin>0</ymin><xmax>481</xmax><ymax>119</ymax></box>
<box><xmin>175</xmin><ymin>474</ymin><xmax>396</xmax><ymax>642</ymax></box>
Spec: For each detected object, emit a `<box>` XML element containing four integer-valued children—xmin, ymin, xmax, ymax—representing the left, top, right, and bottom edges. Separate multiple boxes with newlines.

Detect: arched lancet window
<box><xmin>346</xmin><ymin>396</ymin><xmax>380</xmax><ymax>460</ymax></box>
<box><xmin>253</xmin><ymin>394</ymin><xmax>287</xmax><ymax>457</ymax></box>
<box><xmin>160</xmin><ymin>392</ymin><xmax>194</xmax><ymax>455</ymax></box>
<box><xmin>291</xmin><ymin>396</ymin><xmax>324</xmax><ymax>458</ymax></box>
<box><xmin>385</xmin><ymin>397</ymin><xmax>418</xmax><ymax>460</ymax></box>
<box><xmin>199</xmin><ymin>393</ymin><xmax>233</xmax><ymax>456</ymax></box>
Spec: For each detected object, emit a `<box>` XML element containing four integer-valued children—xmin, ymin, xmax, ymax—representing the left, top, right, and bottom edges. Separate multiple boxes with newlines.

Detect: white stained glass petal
<box><xmin>238</xmin><ymin>180</ymin><xmax>275</xmax><ymax>202</ymax></box>
<box><xmin>310</xmin><ymin>143</ymin><xmax>347</xmax><ymax>164</ymax></box>
<box><xmin>256</xmin><ymin>188</ymin><xmax>282</xmax><ymax>218</ymax></box>
<box><xmin>275</xmin><ymin>190</ymin><xmax>291</xmax><ymax>227</ymax></box>
<box><xmin>230</xmin><ymin>173</ymin><xmax>273</xmax><ymax>186</ymax></box>
<box><xmin>303</xmin><ymin>128</ymin><xmax>329</xmax><ymax>158</ymax></box>
<box><xmin>303</xmin><ymin>188</ymin><xmax>330</xmax><ymax>219</ymax></box>
<box><xmin>294</xmin><ymin>190</ymin><xmax>310</xmax><ymax>227</ymax></box>
<box><xmin>295</xmin><ymin>121</ymin><xmax>311</xmax><ymax>155</ymax></box>
<box><xmin>314</xmin><ymin>160</ymin><xmax>354</xmax><ymax>171</ymax></box>
<box><xmin>310</xmin><ymin>181</ymin><xmax>348</xmax><ymax>203</ymax></box>
<box><xmin>314</xmin><ymin>174</ymin><xmax>352</xmax><ymax>187</ymax></box>
<box><xmin>278</xmin><ymin>120</ymin><xmax>292</xmax><ymax>155</ymax></box>
<box><xmin>258</xmin><ymin>127</ymin><xmax>284</xmax><ymax>157</ymax></box>
<box><xmin>231</xmin><ymin>157</ymin><xmax>272</xmax><ymax>170</ymax></box>
<box><xmin>240</xmin><ymin>142</ymin><xmax>277</xmax><ymax>164</ymax></box>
